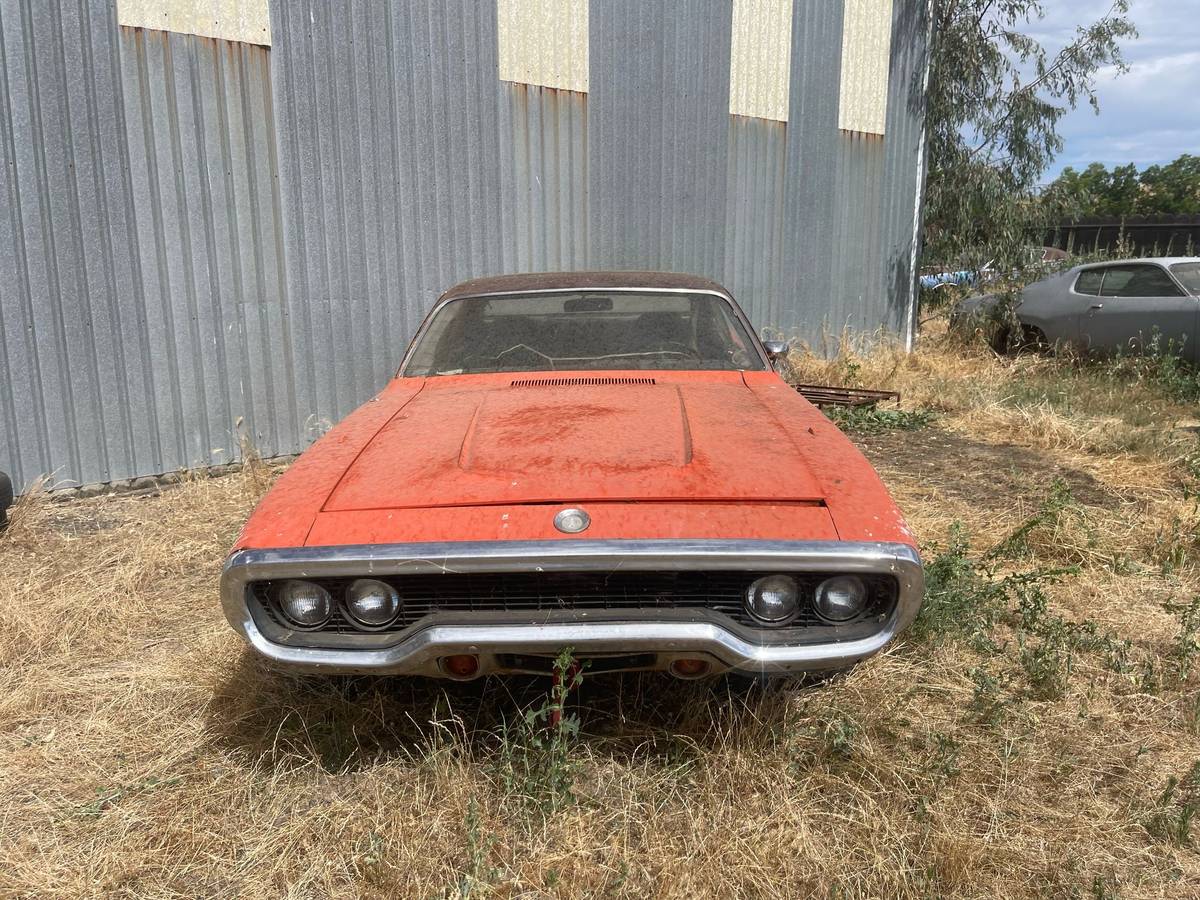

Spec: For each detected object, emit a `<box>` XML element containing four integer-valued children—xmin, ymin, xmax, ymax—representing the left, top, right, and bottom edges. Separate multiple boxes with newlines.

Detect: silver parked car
<box><xmin>955</xmin><ymin>258</ymin><xmax>1200</xmax><ymax>359</ymax></box>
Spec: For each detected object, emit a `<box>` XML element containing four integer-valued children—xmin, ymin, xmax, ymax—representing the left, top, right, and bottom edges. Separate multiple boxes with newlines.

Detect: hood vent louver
<box><xmin>510</xmin><ymin>377</ymin><xmax>657</xmax><ymax>387</ymax></box>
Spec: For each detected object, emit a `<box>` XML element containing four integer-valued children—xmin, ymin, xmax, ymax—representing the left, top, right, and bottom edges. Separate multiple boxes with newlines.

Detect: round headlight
<box><xmin>344</xmin><ymin>578</ymin><xmax>401</xmax><ymax>629</ymax></box>
<box><xmin>275</xmin><ymin>580</ymin><xmax>332</xmax><ymax>629</ymax></box>
<box><xmin>814</xmin><ymin>575</ymin><xmax>868</xmax><ymax>622</ymax></box>
<box><xmin>745</xmin><ymin>575</ymin><xmax>800</xmax><ymax>624</ymax></box>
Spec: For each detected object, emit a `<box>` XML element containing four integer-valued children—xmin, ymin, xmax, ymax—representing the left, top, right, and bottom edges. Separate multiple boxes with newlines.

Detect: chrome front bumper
<box><xmin>220</xmin><ymin>540</ymin><xmax>924</xmax><ymax>677</ymax></box>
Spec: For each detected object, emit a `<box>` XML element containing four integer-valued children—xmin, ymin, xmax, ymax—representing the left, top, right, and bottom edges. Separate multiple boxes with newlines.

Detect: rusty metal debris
<box><xmin>793</xmin><ymin>384</ymin><xmax>901</xmax><ymax>408</ymax></box>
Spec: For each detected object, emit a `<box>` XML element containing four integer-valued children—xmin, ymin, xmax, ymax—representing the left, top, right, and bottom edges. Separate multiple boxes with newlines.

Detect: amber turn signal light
<box><xmin>669</xmin><ymin>658</ymin><xmax>710</xmax><ymax>679</ymax></box>
<box><xmin>441</xmin><ymin>654</ymin><xmax>481</xmax><ymax>679</ymax></box>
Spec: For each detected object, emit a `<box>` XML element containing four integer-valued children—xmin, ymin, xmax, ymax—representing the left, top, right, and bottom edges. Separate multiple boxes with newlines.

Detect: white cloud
<box><xmin>1017</xmin><ymin>1</ymin><xmax>1198</xmax><ymax>177</ymax></box>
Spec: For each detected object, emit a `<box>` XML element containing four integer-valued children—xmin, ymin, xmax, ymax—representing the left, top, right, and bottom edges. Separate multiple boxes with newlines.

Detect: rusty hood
<box><xmin>322</xmin><ymin>375</ymin><xmax>828</xmax><ymax>511</ymax></box>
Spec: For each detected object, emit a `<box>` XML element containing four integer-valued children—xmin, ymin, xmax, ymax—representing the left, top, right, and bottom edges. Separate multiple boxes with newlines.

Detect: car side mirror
<box><xmin>762</xmin><ymin>340</ymin><xmax>790</xmax><ymax>362</ymax></box>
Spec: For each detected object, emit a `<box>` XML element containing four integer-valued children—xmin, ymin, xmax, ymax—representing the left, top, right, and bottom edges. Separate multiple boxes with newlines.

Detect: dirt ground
<box><xmin>2</xmin><ymin>333</ymin><xmax>1199</xmax><ymax>898</ymax></box>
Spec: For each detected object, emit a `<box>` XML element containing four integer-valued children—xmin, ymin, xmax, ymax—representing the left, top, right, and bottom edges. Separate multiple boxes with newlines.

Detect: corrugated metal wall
<box><xmin>0</xmin><ymin>1</ymin><xmax>283</xmax><ymax>487</ymax></box>
<box><xmin>0</xmin><ymin>0</ymin><xmax>928</xmax><ymax>491</ymax></box>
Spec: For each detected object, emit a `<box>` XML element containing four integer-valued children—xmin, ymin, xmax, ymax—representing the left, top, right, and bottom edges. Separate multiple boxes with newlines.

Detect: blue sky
<box><xmin>1033</xmin><ymin>1</ymin><xmax>1198</xmax><ymax>179</ymax></box>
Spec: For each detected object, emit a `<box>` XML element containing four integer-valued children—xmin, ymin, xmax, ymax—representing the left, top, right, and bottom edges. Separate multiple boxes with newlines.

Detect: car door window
<box><xmin>1169</xmin><ymin>262</ymin><xmax>1200</xmax><ymax>296</ymax></box>
<box><xmin>1074</xmin><ymin>270</ymin><xmax>1103</xmax><ymax>295</ymax></box>
<box><xmin>1100</xmin><ymin>265</ymin><xmax>1185</xmax><ymax>298</ymax></box>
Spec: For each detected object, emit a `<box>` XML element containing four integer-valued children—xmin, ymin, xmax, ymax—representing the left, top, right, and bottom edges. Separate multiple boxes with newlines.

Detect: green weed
<box><xmin>455</xmin><ymin>798</ymin><xmax>500</xmax><ymax>897</ymax></box>
<box><xmin>912</xmin><ymin>488</ymin><xmax>1137</xmax><ymax>701</ymax></box>
<box><xmin>75</xmin><ymin>775</ymin><xmax>183</xmax><ymax>819</ymax></box>
<box><xmin>985</xmin><ymin>479</ymin><xmax>1092</xmax><ymax>562</ymax></box>
<box><xmin>1151</xmin><ymin>504</ymin><xmax>1200</xmax><ymax>574</ymax></box>
<box><xmin>1164</xmin><ymin>597</ymin><xmax>1200</xmax><ymax>681</ymax></box>
<box><xmin>966</xmin><ymin>666</ymin><xmax>1010</xmax><ymax>726</ymax></box>
<box><xmin>910</xmin><ymin>523</ymin><xmax>1075</xmax><ymax>649</ymax></box>
<box><xmin>1018</xmin><ymin>628</ymin><xmax>1073</xmax><ymax>700</ymax></box>
<box><xmin>821</xmin><ymin>709</ymin><xmax>862</xmax><ymax>759</ymax></box>
<box><xmin>1185</xmin><ymin>694</ymin><xmax>1200</xmax><ymax>736</ymax></box>
<box><xmin>827</xmin><ymin>405</ymin><xmax>934</xmax><ymax>434</ymax></box>
<box><xmin>790</xmin><ymin>706</ymin><xmax>863</xmax><ymax>771</ymax></box>
<box><xmin>493</xmin><ymin>648</ymin><xmax>585</xmax><ymax>817</ymax></box>
<box><xmin>1144</xmin><ymin>762</ymin><xmax>1200</xmax><ymax>847</ymax></box>
<box><xmin>909</xmin><ymin>525</ymin><xmax>1005</xmax><ymax>646</ymax></box>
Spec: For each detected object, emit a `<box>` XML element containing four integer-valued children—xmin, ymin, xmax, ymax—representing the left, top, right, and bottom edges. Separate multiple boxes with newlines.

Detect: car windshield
<box><xmin>402</xmin><ymin>291</ymin><xmax>766</xmax><ymax>375</ymax></box>
<box><xmin>1169</xmin><ymin>263</ymin><xmax>1200</xmax><ymax>295</ymax></box>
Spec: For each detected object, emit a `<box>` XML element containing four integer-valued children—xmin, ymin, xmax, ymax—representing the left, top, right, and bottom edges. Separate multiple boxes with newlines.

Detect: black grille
<box><xmin>252</xmin><ymin>571</ymin><xmax>896</xmax><ymax>636</ymax></box>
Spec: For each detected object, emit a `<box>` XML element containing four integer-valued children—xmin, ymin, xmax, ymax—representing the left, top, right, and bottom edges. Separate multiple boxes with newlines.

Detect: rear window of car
<box><xmin>1074</xmin><ymin>270</ymin><xmax>1103</xmax><ymax>295</ymax></box>
<box><xmin>1099</xmin><ymin>265</ymin><xmax>1184</xmax><ymax>298</ymax></box>
<box><xmin>1169</xmin><ymin>262</ymin><xmax>1200</xmax><ymax>296</ymax></box>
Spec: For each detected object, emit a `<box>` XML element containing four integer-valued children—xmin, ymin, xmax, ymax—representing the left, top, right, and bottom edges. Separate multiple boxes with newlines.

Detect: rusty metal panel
<box><xmin>497</xmin><ymin>0</ymin><xmax>588</xmax><ymax>92</ymax></box>
<box><xmin>116</xmin><ymin>0</ymin><xmax>271</xmax><ymax>46</ymax></box>
<box><xmin>838</xmin><ymin>0</ymin><xmax>893</xmax><ymax>135</ymax></box>
<box><xmin>728</xmin><ymin>0</ymin><xmax>793</xmax><ymax>122</ymax></box>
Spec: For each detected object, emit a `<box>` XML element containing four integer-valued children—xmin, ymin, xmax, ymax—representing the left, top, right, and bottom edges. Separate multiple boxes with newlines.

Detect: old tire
<box><xmin>0</xmin><ymin>471</ymin><xmax>12</xmax><ymax>530</ymax></box>
<box><xmin>989</xmin><ymin>324</ymin><xmax>1014</xmax><ymax>353</ymax></box>
<box><xmin>991</xmin><ymin>324</ymin><xmax>1048</xmax><ymax>354</ymax></box>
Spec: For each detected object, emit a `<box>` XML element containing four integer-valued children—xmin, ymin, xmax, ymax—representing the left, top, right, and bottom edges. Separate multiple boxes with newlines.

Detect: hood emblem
<box><xmin>553</xmin><ymin>507</ymin><xmax>591</xmax><ymax>534</ymax></box>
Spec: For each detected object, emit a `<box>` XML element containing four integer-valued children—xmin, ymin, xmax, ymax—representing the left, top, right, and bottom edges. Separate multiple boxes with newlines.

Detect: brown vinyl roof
<box><xmin>437</xmin><ymin>271</ymin><xmax>733</xmax><ymax>302</ymax></box>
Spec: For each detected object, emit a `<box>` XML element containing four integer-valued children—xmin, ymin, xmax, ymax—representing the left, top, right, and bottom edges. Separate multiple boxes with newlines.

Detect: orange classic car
<box><xmin>221</xmin><ymin>272</ymin><xmax>923</xmax><ymax>680</ymax></box>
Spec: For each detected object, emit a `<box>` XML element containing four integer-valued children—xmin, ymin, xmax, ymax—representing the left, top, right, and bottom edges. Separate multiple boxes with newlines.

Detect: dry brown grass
<box><xmin>3</xmin><ymin>328</ymin><xmax>1200</xmax><ymax>898</ymax></box>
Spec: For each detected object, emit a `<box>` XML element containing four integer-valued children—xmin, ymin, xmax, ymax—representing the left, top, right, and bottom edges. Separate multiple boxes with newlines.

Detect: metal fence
<box><xmin>1045</xmin><ymin>216</ymin><xmax>1200</xmax><ymax>258</ymax></box>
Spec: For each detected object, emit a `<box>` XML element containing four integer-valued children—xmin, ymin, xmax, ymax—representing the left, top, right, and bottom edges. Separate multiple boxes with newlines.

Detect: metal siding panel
<box><xmin>831</xmin><ymin>131</ymin><xmax>886</xmax><ymax>335</ymax></box>
<box><xmin>729</xmin><ymin>0</ymin><xmax>792</xmax><ymax>122</ymax></box>
<box><xmin>883</xmin><ymin>0</ymin><xmax>931</xmax><ymax>340</ymax></box>
<box><xmin>269</xmin><ymin>0</ymin><xmax>588</xmax><ymax>431</ymax></box>
<box><xmin>497</xmin><ymin>0</ymin><xmax>588</xmax><ymax>93</ymax></box>
<box><xmin>0</xmin><ymin>0</ymin><xmax>280</xmax><ymax>489</ymax></box>
<box><xmin>589</xmin><ymin>0</ymin><xmax>731</xmax><ymax>277</ymax></box>
<box><xmin>839</xmin><ymin>0</ymin><xmax>893</xmax><ymax>135</ymax></box>
<box><xmin>116</xmin><ymin>0</ymin><xmax>272</xmax><ymax>47</ymax></box>
<box><xmin>0</xmin><ymin>0</ymin><xmax>53</xmax><ymax>482</ymax></box>
<box><xmin>725</xmin><ymin>115</ymin><xmax>788</xmax><ymax>329</ymax></box>
<box><xmin>7</xmin><ymin>1</ymin><xmax>91</xmax><ymax>485</ymax></box>
<box><xmin>778</xmin><ymin>0</ymin><xmax>841</xmax><ymax>344</ymax></box>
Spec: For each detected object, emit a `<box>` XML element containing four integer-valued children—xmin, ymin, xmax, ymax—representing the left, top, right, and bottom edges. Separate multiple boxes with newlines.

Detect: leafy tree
<box><xmin>923</xmin><ymin>1</ymin><xmax>1136</xmax><ymax>271</ymax></box>
<box><xmin>1141</xmin><ymin>155</ymin><xmax>1200</xmax><ymax>215</ymax></box>
<box><xmin>1045</xmin><ymin>154</ymin><xmax>1200</xmax><ymax>218</ymax></box>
